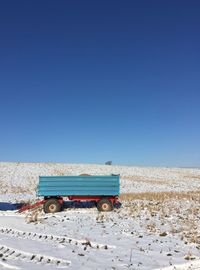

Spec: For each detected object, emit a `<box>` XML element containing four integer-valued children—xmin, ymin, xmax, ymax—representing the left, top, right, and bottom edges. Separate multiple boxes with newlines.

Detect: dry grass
<box><xmin>121</xmin><ymin>190</ymin><xmax>200</xmax><ymax>247</ymax></box>
<box><xmin>10</xmin><ymin>186</ymin><xmax>28</xmax><ymax>194</ymax></box>
<box><xmin>53</xmin><ymin>169</ymin><xmax>65</xmax><ymax>176</ymax></box>
<box><xmin>183</xmin><ymin>175</ymin><xmax>200</xmax><ymax>180</ymax></box>
<box><xmin>121</xmin><ymin>175</ymin><xmax>170</xmax><ymax>185</ymax></box>
<box><xmin>120</xmin><ymin>191</ymin><xmax>200</xmax><ymax>202</ymax></box>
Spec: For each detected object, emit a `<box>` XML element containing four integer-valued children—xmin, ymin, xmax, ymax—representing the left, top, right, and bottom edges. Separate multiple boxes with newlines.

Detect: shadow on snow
<box><xmin>0</xmin><ymin>202</ymin><xmax>23</xmax><ymax>211</ymax></box>
<box><xmin>0</xmin><ymin>201</ymin><xmax>121</xmax><ymax>211</ymax></box>
<box><xmin>63</xmin><ymin>200</ymin><xmax>121</xmax><ymax>209</ymax></box>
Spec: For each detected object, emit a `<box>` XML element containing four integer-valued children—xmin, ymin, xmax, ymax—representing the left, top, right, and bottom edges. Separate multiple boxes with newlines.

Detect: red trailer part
<box><xmin>18</xmin><ymin>200</ymin><xmax>46</xmax><ymax>213</ymax></box>
<box><xmin>18</xmin><ymin>196</ymin><xmax>118</xmax><ymax>213</ymax></box>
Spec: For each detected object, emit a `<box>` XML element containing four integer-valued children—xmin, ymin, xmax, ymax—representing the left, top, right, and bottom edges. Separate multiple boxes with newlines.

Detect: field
<box><xmin>0</xmin><ymin>162</ymin><xmax>200</xmax><ymax>270</ymax></box>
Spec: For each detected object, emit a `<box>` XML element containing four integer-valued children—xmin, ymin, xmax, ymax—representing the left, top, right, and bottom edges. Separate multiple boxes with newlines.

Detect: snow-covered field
<box><xmin>0</xmin><ymin>162</ymin><xmax>200</xmax><ymax>270</ymax></box>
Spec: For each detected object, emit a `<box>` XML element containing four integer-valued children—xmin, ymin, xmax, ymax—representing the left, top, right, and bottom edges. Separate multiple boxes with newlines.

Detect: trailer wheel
<box><xmin>97</xmin><ymin>199</ymin><xmax>113</xmax><ymax>212</ymax></box>
<box><xmin>43</xmin><ymin>199</ymin><xmax>61</xmax><ymax>213</ymax></box>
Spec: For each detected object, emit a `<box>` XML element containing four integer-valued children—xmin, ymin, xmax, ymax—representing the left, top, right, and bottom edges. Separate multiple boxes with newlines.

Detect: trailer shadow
<box><xmin>63</xmin><ymin>201</ymin><xmax>121</xmax><ymax>209</ymax></box>
<box><xmin>63</xmin><ymin>201</ymin><xmax>95</xmax><ymax>209</ymax></box>
<box><xmin>0</xmin><ymin>201</ymin><xmax>121</xmax><ymax>212</ymax></box>
<box><xmin>0</xmin><ymin>202</ymin><xmax>23</xmax><ymax>211</ymax></box>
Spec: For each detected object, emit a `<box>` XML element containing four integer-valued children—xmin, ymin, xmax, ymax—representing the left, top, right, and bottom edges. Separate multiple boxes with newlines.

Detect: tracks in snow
<box><xmin>0</xmin><ymin>227</ymin><xmax>115</xmax><ymax>250</ymax></box>
<box><xmin>0</xmin><ymin>227</ymin><xmax>115</xmax><ymax>268</ymax></box>
<box><xmin>0</xmin><ymin>244</ymin><xmax>71</xmax><ymax>268</ymax></box>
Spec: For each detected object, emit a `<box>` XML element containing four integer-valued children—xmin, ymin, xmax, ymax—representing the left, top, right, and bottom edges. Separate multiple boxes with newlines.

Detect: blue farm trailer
<box><xmin>20</xmin><ymin>174</ymin><xmax>120</xmax><ymax>213</ymax></box>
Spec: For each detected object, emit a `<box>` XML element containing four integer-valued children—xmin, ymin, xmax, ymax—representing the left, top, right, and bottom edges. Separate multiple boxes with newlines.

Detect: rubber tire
<box><xmin>43</xmin><ymin>199</ymin><xmax>61</xmax><ymax>213</ymax></box>
<box><xmin>97</xmin><ymin>199</ymin><xmax>113</xmax><ymax>212</ymax></box>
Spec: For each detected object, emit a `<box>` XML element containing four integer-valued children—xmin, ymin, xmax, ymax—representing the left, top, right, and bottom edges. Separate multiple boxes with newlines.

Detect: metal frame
<box><xmin>68</xmin><ymin>195</ymin><xmax>118</xmax><ymax>204</ymax></box>
<box><xmin>18</xmin><ymin>195</ymin><xmax>118</xmax><ymax>213</ymax></box>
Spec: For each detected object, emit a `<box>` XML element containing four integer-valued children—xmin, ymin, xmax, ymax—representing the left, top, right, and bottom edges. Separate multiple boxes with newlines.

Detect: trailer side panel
<box><xmin>37</xmin><ymin>175</ymin><xmax>120</xmax><ymax>197</ymax></box>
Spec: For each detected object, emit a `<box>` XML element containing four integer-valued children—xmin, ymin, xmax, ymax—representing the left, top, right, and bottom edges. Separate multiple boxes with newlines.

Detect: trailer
<box><xmin>19</xmin><ymin>174</ymin><xmax>120</xmax><ymax>213</ymax></box>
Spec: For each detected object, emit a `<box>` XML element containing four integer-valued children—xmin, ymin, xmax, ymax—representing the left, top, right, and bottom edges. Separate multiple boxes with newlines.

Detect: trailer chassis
<box><xmin>18</xmin><ymin>196</ymin><xmax>119</xmax><ymax>213</ymax></box>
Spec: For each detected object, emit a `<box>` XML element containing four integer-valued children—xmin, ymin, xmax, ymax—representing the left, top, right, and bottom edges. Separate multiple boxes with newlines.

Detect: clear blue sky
<box><xmin>0</xmin><ymin>1</ymin><xmax>199</xmax><ymax>167</ymax></box>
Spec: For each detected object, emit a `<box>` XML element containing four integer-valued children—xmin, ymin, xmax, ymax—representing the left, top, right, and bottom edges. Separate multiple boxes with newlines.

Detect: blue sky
<box><xmin>0</xmin><ymin>1</ymin><xmax>199</xmax><ymax>167</ymax></box>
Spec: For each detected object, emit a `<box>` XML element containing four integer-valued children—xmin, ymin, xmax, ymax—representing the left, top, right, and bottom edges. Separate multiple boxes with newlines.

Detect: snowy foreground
<box><xmin>0</xmin><ymin>162</ymin><xmax>200</xmax><ymax>270</ymax></box>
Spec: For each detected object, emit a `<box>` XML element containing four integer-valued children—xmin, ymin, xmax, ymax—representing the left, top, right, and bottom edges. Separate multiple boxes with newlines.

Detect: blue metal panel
<box><xmin>37</xmin><ymin>175</ymin><xmax>120</xmax><ymax>197</ymax></box>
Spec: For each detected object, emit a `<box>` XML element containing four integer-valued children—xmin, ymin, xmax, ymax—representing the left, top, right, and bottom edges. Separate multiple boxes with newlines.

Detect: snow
<box><xmin>0</xmin><ymin>162</ymin><xmax>200</xmax><ymax>269</ymax></box>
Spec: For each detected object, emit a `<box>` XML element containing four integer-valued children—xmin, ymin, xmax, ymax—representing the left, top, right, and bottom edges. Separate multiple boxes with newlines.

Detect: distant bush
<box><xmin>105</xmin><ymin>161</ymin><xmax>112</xmax><ymax>165</ymax></box>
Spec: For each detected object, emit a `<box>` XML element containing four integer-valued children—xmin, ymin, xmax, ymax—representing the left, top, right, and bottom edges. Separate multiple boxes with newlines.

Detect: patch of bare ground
<box><xmin>121</xmin><ymin>175</ymin><xmax>170</xmax><ymax>185</ymax></box>
<box><xmin>120</xmin><ymin>191</ymin><xmax>200</xmax><ymax>202</ymax></box>
<box><xmin>3</xmin><ymin>184</ymin><xmax>34</xmax><ymax>194</ymax></box>
<box><xmin>10</xmin><ymin>186</ymin><xmax>28</xmax><ymax>194</ymax></box>
<box><xmin>53</xmin><ymin>169</ymin><xmax>65</xmax><ymax>176</ymax></box>
<box><xmin>121</xmin><ymin>191</ymin><xmax>200</xmax><ymax>248</ymax></box>
<box><xmin>183</xmin><ymin>175</ymin><xmax>200</xmax><ymax>180</ymax></box>
<box><xmin>1</xmin><ymin>176</ymin><xmax>37</xmax><ymax>194</ymax></box>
